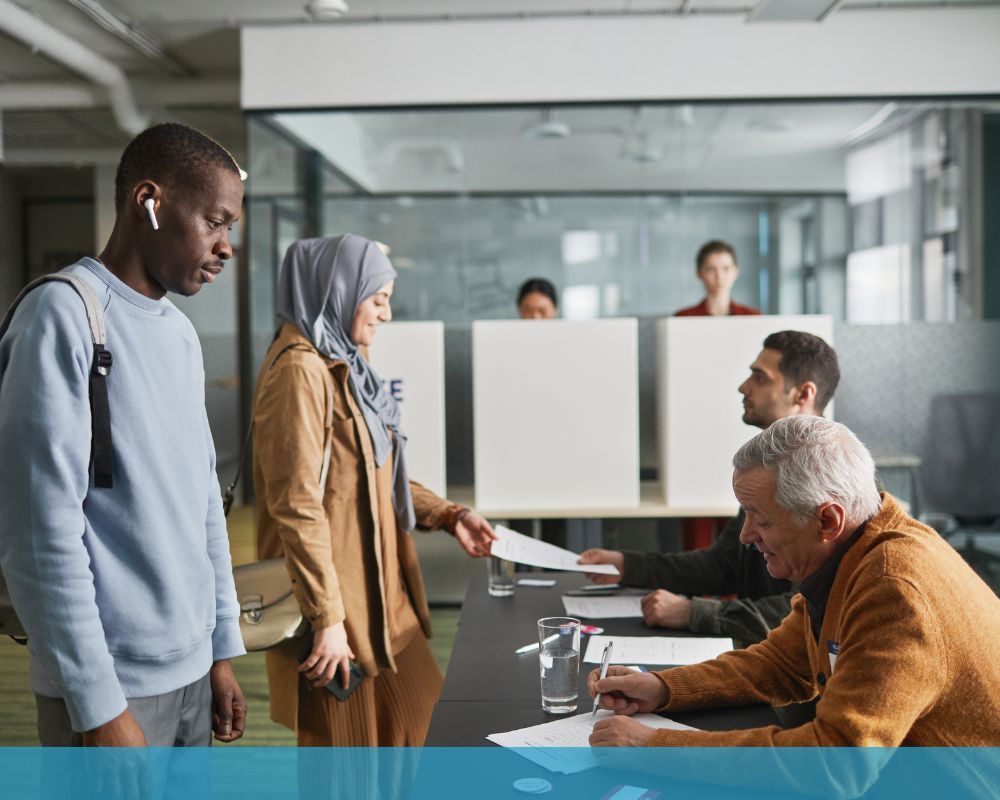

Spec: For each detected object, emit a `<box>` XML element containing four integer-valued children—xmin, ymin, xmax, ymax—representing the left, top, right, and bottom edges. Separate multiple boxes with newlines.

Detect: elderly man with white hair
<box><xmin>588</xmin><ymin>415</ymin><xmax>1000</xmax><ymax>754</ymax></box>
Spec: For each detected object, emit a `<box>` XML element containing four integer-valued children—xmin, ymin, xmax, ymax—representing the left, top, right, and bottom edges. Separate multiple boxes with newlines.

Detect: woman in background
<box><xmin>674</xmin><ymin>239</ymin><xmax>759</xmax><ymax>554</ymax></box>
<box><xmin>252</xmin><ymin>234</ymin><xmax>495</xmax><ymax>746</ymax></box>
<box><xmin>517</xmin><ymin>277</ymin><xmax>559</xmax><ymax>319</ymax></box>
<box><xmin>675</xmin><ymin>240</ymin><xmax>760</xmax><ymax>317</ymax></box>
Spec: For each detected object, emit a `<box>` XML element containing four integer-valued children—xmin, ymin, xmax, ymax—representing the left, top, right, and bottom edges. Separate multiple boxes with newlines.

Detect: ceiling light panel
<box><xmin>688</xmin><ymin>0</ymin><xmax>755</xmax><ymax>10</ymax></box>
<box><xmin>746</xmin><ymin>0</ymin><xmax>842</xmax><ymax>23</ymax></box>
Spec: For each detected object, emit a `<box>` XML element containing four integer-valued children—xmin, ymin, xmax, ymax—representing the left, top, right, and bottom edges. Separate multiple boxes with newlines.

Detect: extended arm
<box><xmin>651</xmin><ymin>577</ymin><xmax>944</xmax><ymax>747</ymax></box>
<box><xmin>596</xmin><ymin>577</ymin><xmax>947</xmax><ymax>797</ymax></box>
<box><xmin>620</xmin><ymin>514</ymin><xmax>745</xmax><ymax>594</ymax></box>
<box><xmin>410</xmin><ymin>482</ymin><xmax>495</xmax><ymax>557</ymax></box>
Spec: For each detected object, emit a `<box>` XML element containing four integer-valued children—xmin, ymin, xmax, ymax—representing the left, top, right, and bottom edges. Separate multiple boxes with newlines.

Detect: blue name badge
<box><xmin>827</xmin><ymin>640</ymin><xmax>840</xmax><ymax>674</ymax></box>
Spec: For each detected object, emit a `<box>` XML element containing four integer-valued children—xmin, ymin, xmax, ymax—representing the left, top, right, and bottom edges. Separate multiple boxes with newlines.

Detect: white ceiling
<box><xmin>3</xmin><ymin>0</ymin><xmax>999</xmax><ymax>83</ymax></box>
<box><xmin>1</xmin><ymin>0</ymin><xmax>998</xmax><ymax>184</ymax></box>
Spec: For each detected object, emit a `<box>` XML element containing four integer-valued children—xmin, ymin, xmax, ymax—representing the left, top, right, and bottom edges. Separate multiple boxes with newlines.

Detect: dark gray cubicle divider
<box><xmin>835</xmin><ymin>320</ymin><xmax>1000</xmax><ymax>516</ymax></box>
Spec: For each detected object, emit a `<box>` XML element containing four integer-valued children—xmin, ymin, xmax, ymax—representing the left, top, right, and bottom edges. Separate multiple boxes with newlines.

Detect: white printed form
<box><xmin>583</xmin><ymin>635</ymin><xmax>733</xmax><ymax>666</ymax></box>
<box><xmin>561</xmin><ymin>595</ymin><xmax>643</xmax><ymax>619</ymax></box>
<box><xmin>487</xmin><ymin>711</ymin><xmax>696</xmax><ymax>774</ymax></box>
<box><xmin>490</xmin><ymin>524</ymin><xmax>619</xmax><ymax>575</ymax></box>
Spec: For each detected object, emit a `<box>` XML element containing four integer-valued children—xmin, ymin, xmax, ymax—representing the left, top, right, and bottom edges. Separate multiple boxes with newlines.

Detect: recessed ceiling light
<box><xmin>305</xmin><ymin>0</ymin><xmax>348</xmax><ymax>20</ymax></box>
<box><xmin>522</xmin><ymin>109</ymin><xmax>571</xmax><ymax>139</ymax></box>
<box><xmin>746</xmin><ymin>0</ymin><xmax>842</xmax><ymax>23</ymax></box>
<box><xmin>746</xmin><ymin>118</ymin><xmax>795</xmax><ymax>134</ymax></box>
<box><xmin>631</xmin><ymin>147</ymin><xmax>663</xmax><ymax>164</ymax></box>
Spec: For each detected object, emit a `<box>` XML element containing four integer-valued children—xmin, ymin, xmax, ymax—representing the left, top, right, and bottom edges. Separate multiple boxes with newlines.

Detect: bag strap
<box><xmin>0</xmin><ymin>273</ymin><xmax>114</xmax><ymax>489</ymax></box>
<box><xmin>319</xmin><ymin>365</ymin><xmax>334</xmax><ymax>489</ymax></box>
<box><xmin>223</xmin><ymin>341</ymin><xmax>325</xmax><ymax>517</ymax></box>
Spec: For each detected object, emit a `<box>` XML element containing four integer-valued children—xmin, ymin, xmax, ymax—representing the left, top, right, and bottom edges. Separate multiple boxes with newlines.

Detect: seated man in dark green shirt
<box><xmin>579</xmin><ymin>330</ymin><xmax>840</xmax><ymax>645</ymax></box>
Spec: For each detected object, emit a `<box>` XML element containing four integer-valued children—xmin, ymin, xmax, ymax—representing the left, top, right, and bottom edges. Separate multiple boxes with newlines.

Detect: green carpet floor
<box><xmin>0</xmin><ymin>608</ymin><xmax>460</xmax><ymax>746</ymax></box>
<box><xmin>0</xmin><ymin>507</ymin><xmax>462</xmax><ymax>745</ymax></box>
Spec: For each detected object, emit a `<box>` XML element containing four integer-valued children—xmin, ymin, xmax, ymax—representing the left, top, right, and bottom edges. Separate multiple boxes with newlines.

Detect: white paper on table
<box><xmin>490</xmin><ymin>524</ymin><xmax>619</xmax><ymax>575</ymax></box>
<box><xmin>583</xmin><ymin>635</ymin><xmax>733</xmax><ymax>666</ymax></box>
<box><xmin>486</xmin><ymin>710</ymin><xmax>697</xmax><ymax>774</ymax></box>
<box><xmin>561</xmin><ymin>595</ymin><xmax>643</xmax><ymax>619</ymax></box>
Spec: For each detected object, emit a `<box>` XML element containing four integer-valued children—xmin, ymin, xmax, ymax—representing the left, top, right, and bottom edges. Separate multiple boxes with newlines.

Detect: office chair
<box><xmin>919</xmin><ymin>393</ymin><xmax>1000</xmax><ymax>594</ymax></box>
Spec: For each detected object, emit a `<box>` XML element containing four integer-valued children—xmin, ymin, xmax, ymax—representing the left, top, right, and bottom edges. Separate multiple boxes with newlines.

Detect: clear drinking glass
<box><xmin>537</xmin><ymin>616</ymin><xmax>581</xmax><ymax>714</ymax></box>
<box><xmin>487</xmin><ymin>556</ymin><xmax>515</xmax><ymax>597</ymax></box>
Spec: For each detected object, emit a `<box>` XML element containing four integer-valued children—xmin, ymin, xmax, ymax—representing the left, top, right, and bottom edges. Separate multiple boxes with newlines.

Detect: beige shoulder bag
<box><xmin>224</xmin><ymin>343</ymin><xmax>332</xmax><ymax>651</ymax></box>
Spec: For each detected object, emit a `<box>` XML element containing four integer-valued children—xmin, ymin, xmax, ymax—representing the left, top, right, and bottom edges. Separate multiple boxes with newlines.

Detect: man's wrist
<box><xmin>618</xmin><ymin>551</ymin><xmax>647</xmax><ymax>587</ymax></box>
<box><xmin>688</xmin><ymin>597</ymin><xmax>723</xmax><ymax>635</ymax></box>
<box><xmin>652</xmin><ymin>671</ymin><xmax>672</xmax><ymax>710</ymax></box>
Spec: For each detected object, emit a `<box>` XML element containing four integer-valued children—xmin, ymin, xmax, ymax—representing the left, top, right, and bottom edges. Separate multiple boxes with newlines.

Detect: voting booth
<box><xmin>368</xmin><ymin>322</ymin><xmax>468</xmax><ymax>601</ymax></box>
<box><xmin>473</xmin><ymin>319</ymin><xmax>639</xmax><ymax>512</ymax></box>
<box><xmin>367</xmin><ymin>321</ymin><xmax>447</xmax><ymax>496</ymax></box>
<box><xmin>657</xmin><ymin>315</ymin><xmax>835</xmax><ymax>510</ymax></box>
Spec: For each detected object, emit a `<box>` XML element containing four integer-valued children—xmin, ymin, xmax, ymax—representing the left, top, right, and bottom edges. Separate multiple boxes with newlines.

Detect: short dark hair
<box><xmin>762</xmin><ymin>330</ymin><xmax>840</xmax><ymax>413</ymax></box>
<box><xmin>517</xmin><ymin>277</ymin><xmax>558</xmax><ymax>308</ymax></box>
<box><xmin>114</xmin><ymin>123</ymin><xmax>241</xmax><ymax>213</ymax></box>
<box><xmin>696</xmin><ymin>240</ymin><xmax>738</xmax><ymax>271</ymax></box>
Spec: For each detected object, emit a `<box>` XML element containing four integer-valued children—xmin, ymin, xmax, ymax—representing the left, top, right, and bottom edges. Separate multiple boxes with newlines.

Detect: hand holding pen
<box><xmin>587</xmin><ymin>664</ymin><xmax>669</xmax><ymax>716</ymax></box>
<box><xmin>591</xmin><ymin>641</ymin><xmax>614</xmax><ymax>720</ymax></box>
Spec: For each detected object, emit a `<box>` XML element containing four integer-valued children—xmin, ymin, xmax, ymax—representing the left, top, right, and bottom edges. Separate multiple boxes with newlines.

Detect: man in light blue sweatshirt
<box><xmin>0</xmin><ymin>123</ymin><xmax>247</xmax><ymax>746</ymax></box>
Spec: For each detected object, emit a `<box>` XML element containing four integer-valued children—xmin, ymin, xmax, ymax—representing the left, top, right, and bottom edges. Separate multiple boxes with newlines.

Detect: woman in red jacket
<box><xmin>675</xmin><ymin>240</ymin><xmax>760</xmax><ymax>317</ymax></box>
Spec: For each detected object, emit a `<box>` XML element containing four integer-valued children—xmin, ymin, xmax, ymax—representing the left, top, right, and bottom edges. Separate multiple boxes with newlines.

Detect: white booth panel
<box><xmin>658</xmin><ymin>316</ymin><xmax>834</xmax><ymax>510</ymax></box>
<box><xmin>473</xmin><ymin>319</ymin><xmax>639</xmax><ymax>512</ymax></box>
<box><xmin>367</xmin><ymin>321</ymin><xmax>446</xmax><ymax>498</ymax></box>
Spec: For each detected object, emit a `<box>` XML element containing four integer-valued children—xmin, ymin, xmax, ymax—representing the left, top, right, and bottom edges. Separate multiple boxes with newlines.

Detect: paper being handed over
<box><xmin>490</xmin><ymin>524</ymin><xmax>619</xmax><ymax>575</ymax></box>
<box><xmin>487</xmin><ymin>710</ymin><xmax>697</xmax><ymax>774</ymax></box>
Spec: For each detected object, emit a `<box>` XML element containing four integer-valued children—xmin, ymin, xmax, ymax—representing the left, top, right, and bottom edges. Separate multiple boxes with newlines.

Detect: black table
<box><xmin>426</xmin><ymin>571</ymin><xmax>781</xmax><ymax>746</ymax></box>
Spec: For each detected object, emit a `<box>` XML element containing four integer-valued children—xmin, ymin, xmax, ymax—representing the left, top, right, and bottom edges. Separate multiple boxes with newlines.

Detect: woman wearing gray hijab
<box><xmin>252</xmin><ymin>234</ymin><xmax>496</xmax><ymax>746</ymax></box>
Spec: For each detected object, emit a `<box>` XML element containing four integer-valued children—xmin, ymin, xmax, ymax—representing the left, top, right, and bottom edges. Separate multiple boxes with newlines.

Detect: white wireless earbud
<box><xmin>144</xmin><ymin>198</ymin><xmax>159</xmax><ymax>230</ymax></box>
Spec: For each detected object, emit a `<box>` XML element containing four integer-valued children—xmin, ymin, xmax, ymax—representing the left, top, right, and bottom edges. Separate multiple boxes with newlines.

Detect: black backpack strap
<box><xmin>0</xmin><ymin>272</ymin><xmax>114</xmax><ymax>489</ymax></box>
<box><xmin>90</xmin><ymin>344</ymin><xmax>114</xmax><ymax>488</ymax></box>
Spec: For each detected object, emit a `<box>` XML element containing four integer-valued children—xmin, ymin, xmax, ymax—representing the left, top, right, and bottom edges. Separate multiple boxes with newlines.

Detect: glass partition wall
<box><xmin>244</xmin><ymin>100</ymin><xmax>1000</xmax><ymax>589</ymax></box>
<box><xmin>247</xmin><ymin>101</ymin><xmax>992</xmax><ymax>329</ymax></box>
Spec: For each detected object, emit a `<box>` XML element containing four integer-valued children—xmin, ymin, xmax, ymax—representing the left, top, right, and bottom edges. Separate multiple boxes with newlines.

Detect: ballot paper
<box><xmin>490</xmin><ymin>525</ymin><xmax>619</xmax><ymax>575</ymax></box>
<box><xmin>583</xmin><ymin>635</ymin><xmax>733</xmax><ymax>666</ymax></box>
<box><xmin>486</xmin><ymin>710</ymin><xmax>696</xmax><ymax>774</ymax></box>
<box><xmin>561</xmin><ymin>595</ymin><xmax>643</xmax><ymax>619</ymax></box>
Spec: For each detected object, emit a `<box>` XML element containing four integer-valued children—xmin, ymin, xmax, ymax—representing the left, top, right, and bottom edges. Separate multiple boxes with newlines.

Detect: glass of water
<box><xmin>537</xmin><ymin>617</ymin><xmax>581</xmax><ymax>714</ymax></box>
<box><xmin>487</xmin><ymin>556</ymin><xmax>515</xmax><ymax>597</ymax></box>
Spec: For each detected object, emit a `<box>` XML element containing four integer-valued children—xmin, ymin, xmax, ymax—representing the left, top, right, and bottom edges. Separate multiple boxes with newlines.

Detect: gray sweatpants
<box><xmin>35</xmin><ymin>672</ymin><xmax>212</xmax><ymax>746</ymax></box>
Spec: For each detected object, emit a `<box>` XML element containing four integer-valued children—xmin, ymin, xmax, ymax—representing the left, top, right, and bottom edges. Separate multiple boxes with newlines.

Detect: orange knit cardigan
<box><xmin>649</xmin><ymin>493</ymin><xmax>1000</xmax><ymax>747</ymax></box>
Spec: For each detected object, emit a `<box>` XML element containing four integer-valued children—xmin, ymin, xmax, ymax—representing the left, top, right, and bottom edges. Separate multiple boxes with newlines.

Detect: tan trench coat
<box><xmin>252</xmin><ymin>323</ymin><xmax>460</xmax><ymax>731</ymax></box>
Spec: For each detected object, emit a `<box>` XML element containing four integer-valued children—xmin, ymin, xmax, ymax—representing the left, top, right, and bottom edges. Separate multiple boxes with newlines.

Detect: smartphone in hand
<box><xmin>297</xmin><ymin>631</ymin><xmax>365</xmax><ymax>701</ymax></box>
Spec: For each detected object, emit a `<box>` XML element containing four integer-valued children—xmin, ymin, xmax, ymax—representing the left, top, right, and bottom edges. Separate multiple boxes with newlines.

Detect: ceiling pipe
<box><xmin>63</xmin><ymin>0</ymin><xmax>194</xmax><ymax>77</ymax></box>
<box><xmin>0</xmin><ymin>83</ymin><xmax>101</xmax><ymax>109</ymax></box>
<box><xmin>0</xmin><ymin>79</ymin><xmax>239</xmax><ymax>110</ymax></box>
<box><xmin>0</xmin><ymin>0</ymin><xmax>149</xmax><ymax>135</ymax></box>
<box><xmin>2</xmin><ymin>147</ymin><xmax>123</xmax><ymax>166</ymax></box>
